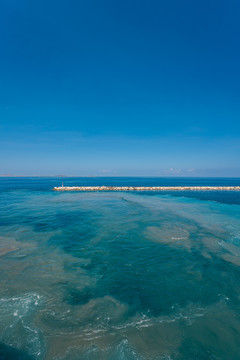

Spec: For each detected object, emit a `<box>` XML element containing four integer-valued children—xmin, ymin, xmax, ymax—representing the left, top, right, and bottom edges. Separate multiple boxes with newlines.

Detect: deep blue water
<box><xmin>0</xmin><ymin>178</ymin><xmax>240</xmax><ymax>359</ymax></box>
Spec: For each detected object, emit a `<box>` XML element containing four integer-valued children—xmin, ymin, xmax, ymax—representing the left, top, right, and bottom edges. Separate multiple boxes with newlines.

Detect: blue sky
<box><xmin>0</xmin><ymin>0</ymin><xmax>240</xmax><ymax>176</ymax></box>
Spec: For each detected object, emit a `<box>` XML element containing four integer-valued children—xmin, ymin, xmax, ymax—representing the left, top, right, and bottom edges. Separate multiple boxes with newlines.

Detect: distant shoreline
<box><xmin>1</xmin><ymin>176</ymin><xmax>240</xmax><ymax>178</ymax></box>
<box><xmin>53</xmin><ymin>186</ymin><xmax>240</xmax><ymax>191</ymax></box>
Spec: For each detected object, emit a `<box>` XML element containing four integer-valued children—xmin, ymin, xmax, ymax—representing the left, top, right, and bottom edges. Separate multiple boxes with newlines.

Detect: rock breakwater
<box><xmin>53</xmin><ymin>186</ymin><xmax>240</xmax><ymax>191</ymax></box>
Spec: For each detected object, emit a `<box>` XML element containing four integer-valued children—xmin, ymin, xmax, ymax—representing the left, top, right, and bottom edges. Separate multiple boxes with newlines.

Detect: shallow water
<box><xmin>0</xmin><ymin>178</ymin><xmax>240</xmax><ymax>359</ymax></box>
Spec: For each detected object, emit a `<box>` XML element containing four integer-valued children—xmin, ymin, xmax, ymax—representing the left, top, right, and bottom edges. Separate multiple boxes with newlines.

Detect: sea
<box><xmin>0</xmin><ymin>177</ymin><xmax>240</xmax><ymax>360</ymax></box>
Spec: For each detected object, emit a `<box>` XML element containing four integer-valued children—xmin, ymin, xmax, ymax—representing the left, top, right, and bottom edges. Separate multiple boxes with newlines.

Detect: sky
<box><xmin>0</xmin><ymin>0</ymin><xmax>240</xmax><ymax>176</ymax></box>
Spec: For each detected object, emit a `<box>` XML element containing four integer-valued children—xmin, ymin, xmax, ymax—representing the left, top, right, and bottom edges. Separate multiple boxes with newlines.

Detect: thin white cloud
<box><xmin>98</xmin><ymin>169</ymin><xmax>112</xmax><ymax>173</ymax></box>
<box><xmin>163</xmin><ymin>168</ymin><xmax>182</xmax><ymax>174</ymax></box>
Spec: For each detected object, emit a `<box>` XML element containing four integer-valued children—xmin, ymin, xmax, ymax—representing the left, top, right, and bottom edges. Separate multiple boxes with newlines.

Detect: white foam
<box><xmin>0</xmin><ymin>293</ymin><xmax>44</xmax><ymax>359</ymax></box>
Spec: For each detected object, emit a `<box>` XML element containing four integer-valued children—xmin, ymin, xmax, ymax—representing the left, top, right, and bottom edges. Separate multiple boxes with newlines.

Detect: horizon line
<box><xmin>0</xmin><ymin>175</ymin><xmax>240</xmax><ymax>179</ymax></box>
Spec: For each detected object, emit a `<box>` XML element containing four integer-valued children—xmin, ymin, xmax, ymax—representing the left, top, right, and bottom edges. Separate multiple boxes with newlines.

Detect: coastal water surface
<box><xmin>0</xmin><ymin>178</ymin><xmax>240</xmax><ymax>359</ymax></box>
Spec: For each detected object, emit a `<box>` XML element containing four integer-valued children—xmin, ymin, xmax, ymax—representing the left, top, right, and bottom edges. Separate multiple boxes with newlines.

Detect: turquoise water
<box><xmin>0</xmin><ymin>178</ymin><xmax>240</xmax><ymax>360</ymax></box>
